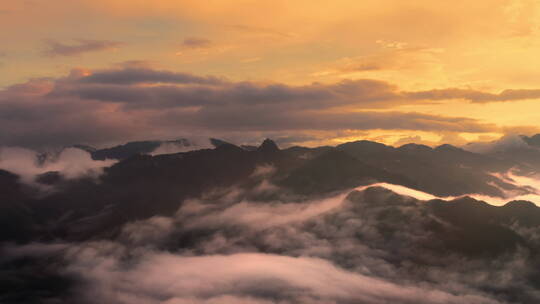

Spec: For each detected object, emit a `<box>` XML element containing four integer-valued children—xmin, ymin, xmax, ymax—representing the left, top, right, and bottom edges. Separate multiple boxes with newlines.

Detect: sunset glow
<box><xmin>2</xmin><ymin>1</ymin><xmax>540</xmax><ymax>147</ymax></box>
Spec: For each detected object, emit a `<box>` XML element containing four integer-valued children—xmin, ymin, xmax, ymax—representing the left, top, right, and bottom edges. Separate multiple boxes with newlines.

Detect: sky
<box><xmin>2</xmin><ymin>0</ymin><xmax>540</xmax><ymax>148</ymax></box>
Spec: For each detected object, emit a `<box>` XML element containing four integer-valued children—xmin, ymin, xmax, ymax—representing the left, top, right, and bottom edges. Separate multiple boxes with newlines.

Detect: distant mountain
<box><xmin>346</xmin><ymin>186</ymin><xmax>540</xmax><ymax>257</ymax></box>
<box><xmin>90</xmin><ymin>138</ymin><xmax>194</xmax><ymax>160</ymax></box>
<box><xmin>1</xmin><ymin>137</ymin><xmax>540</xmax><ymax>243</ymax></box>
<box><xmin>337</xmin><ymin>140</ymin><xmax>515</xmax><ymax>197</ymax></box>
<box><xmin>280</xmin><ymin>149</ymin><xmax>413</xmax><ymax>194</ymax></box>
<box><xmin>32</xmin><ymin>138</ymin><xmax>233</xmax><ymax>163</ymax></box>
<box><xmin>464</xmin><ymin>134</ymin><xmax>540</xmax><ymax>169</ymax></box>
<box><xmin>257</xmin><ymin>138</ymin><xmax>280</xmax><ymax>153</ymax></box>
<box><xmin>3</xmin><ymin>136</ymin><xmax>540</xmax><ymax>303</ymax></box>
<box><xmin>521</xmin><ymin>134</ymin><xmax>540</xmax><ymax>147</ymax></box>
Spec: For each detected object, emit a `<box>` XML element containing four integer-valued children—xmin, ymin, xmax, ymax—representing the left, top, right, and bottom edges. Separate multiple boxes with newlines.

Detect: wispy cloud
<box><xmin>181</xmin><ymin>37</ymin><xmax>213</xmax><ymax>49</ymax></box>
<box><xmin>0</xmin><ymin>147</ymin><xmax>115</xmax><ymax>185</ymax></box>
<box><xmin>228</xmin><ymin>24</ymin><xmax>293</xmax><ymax>38</ymax></box>
<box><xmin>43</xmin><ymin>39</ymin><xmax>123</xmax><ymax>56</ymax></box>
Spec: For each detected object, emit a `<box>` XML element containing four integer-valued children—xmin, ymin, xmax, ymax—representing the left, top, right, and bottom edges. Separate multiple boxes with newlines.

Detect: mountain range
<box><xmin>2</xmin><ymin>136</ymin><xmax>540</xmax><ymax>303</ymax></box>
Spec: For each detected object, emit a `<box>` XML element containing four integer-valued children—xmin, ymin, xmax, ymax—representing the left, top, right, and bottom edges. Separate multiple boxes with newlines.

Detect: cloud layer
<box><xmin>4</xmin><ymin>179</ymin><xmax>539</xmax><ymax>303</ymax></box>
<box><xmin>2</xmin><ymin>66</ymin><xmax>539</xmax><ymax>148</ymax></box>
<box><xmin>61</xmin><ymin>249</ymin><xmax>500</xmax><ymax>304</ymax></box>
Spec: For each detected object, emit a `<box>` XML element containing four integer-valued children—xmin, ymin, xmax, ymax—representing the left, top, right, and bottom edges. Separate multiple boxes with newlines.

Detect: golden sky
<box><xmin>1</xmin><ymin>0</ymin><xmax>540</xmax><ymax>147</ymax></box>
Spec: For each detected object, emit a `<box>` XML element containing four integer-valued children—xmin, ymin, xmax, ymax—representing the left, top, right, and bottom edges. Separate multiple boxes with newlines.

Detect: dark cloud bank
<box><xmin>1</xmin><ymin>66</ymin><xmax>539</xmax><ymax>148</ymax></box>
<box><xmin>3</xmin><ymin>137</ymin><xmax>540</xmax><ymax>303</ymax></box>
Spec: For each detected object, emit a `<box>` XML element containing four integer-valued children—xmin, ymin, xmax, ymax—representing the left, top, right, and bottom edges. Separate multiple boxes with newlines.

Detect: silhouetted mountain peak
<box><xmin>503</xmin><ymin>200</ymin><xmax>537</xmax><ymax>210</ymax></box>
<box><xmin>397</xmin><ymin>143</ymin><xmax>433</xmax><ymax>153</ymax></box>
<box><xmin>257</xmin><ymin>138</ymin><xmax>279</xmax><ymax>153</ymax></box>
<box><xmin>337</xmin><ymin>140</ymin><xmax>392</xmax><ymax>153</ymax></box>
<box><xmin>521</xmin><ymin>134</ymin><xmax>540</xmax><ymax>147</ymax></box>
<box><xmin>452</xmin><ymin>195</ymin><xmax>485</xmax><ymax>205</ymax></box>
<box><xmin>434</xmin><ymin>144</ymin><xmax>464</xmax><ymax>153</ymax></box>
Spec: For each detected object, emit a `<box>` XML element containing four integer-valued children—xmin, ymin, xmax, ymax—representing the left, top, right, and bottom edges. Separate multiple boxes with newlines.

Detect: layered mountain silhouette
<box><xmin>1</xmin><ymin>137</ymin><xmax>539</xmax><ymax>243</ymax></box>
<box><xmin>88</xmin><ymin>138</ymin><xmax>219</xmax><ymax>160</ymax></box>
<box><xmin>3</xmin><ymin>136</ymin><xmax>540</xmax><ymax>303</ymax></box>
